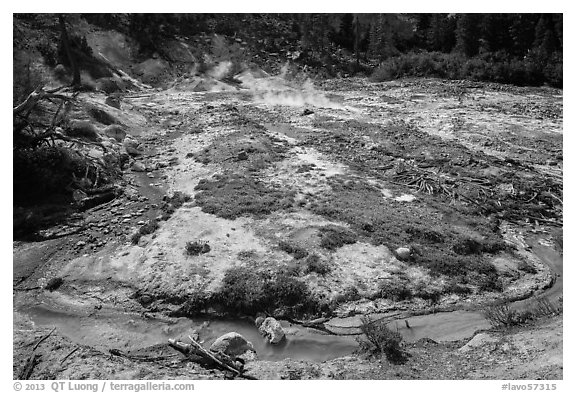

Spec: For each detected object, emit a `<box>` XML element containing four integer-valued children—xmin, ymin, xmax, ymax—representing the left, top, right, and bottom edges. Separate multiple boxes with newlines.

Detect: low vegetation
<box><xmin>303</xmin><ymin>253</ymin><xmax>332</xmax><ymax>275</ymax></box>
<box><xmin>160</xmin><ymin>191</ymin><xmax>191</xmax><ymax>220</ymax></box>
<box><xmin>131</xmin><ymin>219</ymin><xmax>160</xmax><ymax>244</ymax></box>
<box><xmin>194</xmin><ymin>173</ymin><xmax>295</xmax><ymax>219</ymax></box>
<box><xmin>483</xmin><ymin>296</ymin><xmax>562</xmax><ymax>328</ymax></box>
<box><xmin>359</xmin><ymin>315</ymin><xmax>407</xmax><ymax>364</ymax></box>
<box><xmin>278</xmin><ymin>240</ymin><xmax>309</xmax><ymax>259</ymax></box>
<box><xmin>318</xmin><ymin>225</ymin><xmax>358</xmax><ymax>250</ymax></box>
<box><xmin>185</xmin><ymin>240</ymin><xmax>211</xmax><ymax>256</ymax></box>
<box><xmin>215</xmin><ymin>267</ymin><xmax>324</xmax><ymax>317</ymax></box>
<box><xmin>372</xmin><ymin>51</ymin><xmax>562</xmax><ymax>88</ymax></box>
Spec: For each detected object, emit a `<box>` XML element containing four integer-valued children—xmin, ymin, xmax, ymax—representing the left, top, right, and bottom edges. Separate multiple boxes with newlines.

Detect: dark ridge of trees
<box><xmin>18</xmin><ymin>13</ymin><xmax>563</xmax><ymax>87</ymax></box>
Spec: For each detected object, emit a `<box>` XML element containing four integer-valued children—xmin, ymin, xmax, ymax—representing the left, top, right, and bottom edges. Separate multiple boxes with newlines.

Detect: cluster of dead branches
<box><xmin>13</xmin><ymin>84</ymin><xmax>108</xmax><ymax>152</ymax></box>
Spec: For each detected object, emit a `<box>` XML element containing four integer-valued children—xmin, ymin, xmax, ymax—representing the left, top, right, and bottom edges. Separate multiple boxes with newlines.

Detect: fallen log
<box><xmin>18</xmin><ymin>353</ymin><xmax>41</xmax><ymax>380</ymax></box>
<box><xmin>168</xmin><ymin>337</ymin><xmax>257</xmax><ymax>379</ymax></box>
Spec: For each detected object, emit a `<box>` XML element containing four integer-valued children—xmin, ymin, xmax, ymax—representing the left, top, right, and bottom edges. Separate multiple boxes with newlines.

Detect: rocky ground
<box><xmin>13</xmin><ymin>73</ymin><xmax>563</xmax><ymax>380</ymax></box>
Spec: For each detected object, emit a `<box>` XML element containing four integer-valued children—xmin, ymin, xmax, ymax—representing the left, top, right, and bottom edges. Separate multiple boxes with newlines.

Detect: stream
<box><xmin>18</xmin><ymin>235</ymin><xmax>560</xmax><ymax>362</ymax></box>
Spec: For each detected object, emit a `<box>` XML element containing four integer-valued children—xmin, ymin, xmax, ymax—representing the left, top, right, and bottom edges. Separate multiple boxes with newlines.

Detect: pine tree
<box><xmin>509</xmin><ymin>14</ymin><xmax>537</xmax><ymax>57</ymax></box>
<box><xmin>427</xmin><ymin>14</ymin><xmax>456</xmax><ymax>53</ymax></box>
<box><xmin>533</xmin><ymin>14</ymin><xmax>559</xmax><ymax>55</ymax></box>
<box><xmin>455</xmin><ymin>13</ymin><xmax>481</xmax><ymax>57</ymax></box>
<box><xmin>479</xmin><ymin>14</ymin><xmax>513</xmax><ymax>54</ymax></box>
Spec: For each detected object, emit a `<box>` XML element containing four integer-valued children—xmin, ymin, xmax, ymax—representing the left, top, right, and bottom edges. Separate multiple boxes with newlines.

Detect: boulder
<box><xmin>131</xmin><ymin>161</ymin><xmax>146</xmax><ymax>172</ymax></box>
<box><xmin>458</xmin><ymin>333</ymin><xmax>498</xmax><ymax>352</ymax></box>
<box><xmin>395</xmin><ymin>247</ymin><xmax>411</xmax><ymax>261</ymax></box>
<box><xmin>105</xmin><ymin>96</ymin><xmax>121</xmax><ymax>109</ymax></box>
<box><xmin>258</xmin><ymin>317</ymin><xmax>285</xmax><ymax>344</ymax></box>
<box><xmin>209</xmin><ymin>332</ymin><xmax>255</xmax><ymax>358</ymax></box>
<box><xmin>123</xmin><ymin>138</ymin><xmax>142</xmax><ymax>156</ymax></box>
<box><xmin>103</xmin><ymin>124</ymin><xmax>127</xmax><ymax>142</ymax></box>
<box><xmin>65</xmin><ymin>120</ymin><xmax>100</xmax><ymax>141</ymax></box>
<box><xmin>88</xmin><ymin>106</ymin><xmax>118</xmax><ymax>125</ymax></box>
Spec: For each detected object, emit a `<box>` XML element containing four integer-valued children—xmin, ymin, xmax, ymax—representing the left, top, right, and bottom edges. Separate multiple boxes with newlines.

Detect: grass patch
<box><xmin>278</xmin><ymin>240</ymin><xmax>309</xmax><ymax>259</ymax></box>
<box><xmin>215</xmin><ymin>266</ymin><xmax>323</xmax><ymax>317</ymax></box>
<box><xmin>131</xmin><ymin>219</ymin><xmax>160</xmax><ymax>244</ymax></box>
<box><xmin>359</xmin><ymin>315</ymin><xmax>408</xmax><ymax>364</ymax></box>
<box><xmin>195</xmin><ymin>173</ymin><xmax>295</xmax><ymax>219</ymax></box>
<box><xmin>483</xmin><ymin>296</ymin><xmax>562</xmax><ymax>328</ymax></box>
<box><xmin>303</xmin><ymin>253</ymin><xmax>332</xmax><ymax>275</ymax></box>
<box><xmin>160</xmin><ymin>191</ymin><xmax>191</xmax><ymax>220</ymax></box>
<box><xmin>318</xmin><ymin>225</ymin><xmax>358</xmax><ymax>250</ymax></box>
<box><xmin>378</xmin><ymin>278</ymin><xmax>413</xmax><ymax>301</ymax></box>
<box><xmin>310</xmin><ymin>178</ymin><xmax>502</xmax><ymax>291</ymax></box>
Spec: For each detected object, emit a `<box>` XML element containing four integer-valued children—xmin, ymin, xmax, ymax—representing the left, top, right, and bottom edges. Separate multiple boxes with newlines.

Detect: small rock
<box><xmin>236</xmin><ymin>151</ymin><xmax>248</xmax><ymax>161</ymax></box>
<box><xmin>105</xmin><ymin>96</ymin><xmax>121</xmax><ymax>109</ymax></box>
<box><xmin>131</xmin><ymin>162</ymin><xmax>146</xmax><ymax>172</ymax></box>
<box><xmin>123</xmin><ymin>138</ymin><xmax>142</xmax><ymax>156</ymax></box>
<box><xmin>44</xmin><ymin>277</ymin><xmax>64</xmax><ymax>291</ymax></box>
<box><xmin>76</xmin><ymin>240</ymin><xmax>86</xmax><ymax>248</ymax></box>
<box><xmin>210</xmin><ymin>332</ymin><xmax>255</xmax><ymax>358</ymax></box>
<box><xmin>255</xmin><ymin>316</ymin><xmax>265</xmax><ymax>328</ymax></box>
<box><xmin>147</xmin><ymin>172</ymin><xmax>155</xmax><ymax>178</ymax></box>
<box><xmin>103</xmin><ymin>124</ymin><xmax>126</xmax><ymax>142</ymax></box>
<box><xmin>395</xmin><ymin>247</ymin><xmax>411</xmax><ymax>261</ymax></box>
<box><xmin>258</xmin><ymin>317</ymin><xmax>285</xmax><ymax>344</ymax></box>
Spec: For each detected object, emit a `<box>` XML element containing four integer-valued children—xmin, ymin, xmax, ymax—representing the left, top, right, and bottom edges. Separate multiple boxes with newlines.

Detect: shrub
<box><xmin>217</xmin><ymin>267</ymin><xmax>320</xmax><ymax>317</ymax></box>
<box><xmin>304</xmin><ymin>253</ymin><xmax>332</xmax><ymax>275</ymax></box>
<box><xmin>378</xmin><ymin>278</ymin><xmax>413</xmax><ymax>301</ymax></box>
<box><xmin>371</xmin><ymin>51</ymin><xmax>562</xmax><ymax>88</ymax></box>
<box><xmin>319</xmin><ymin>225</ymin><xmax>358</xmax><ymax>250</ymax></box>
<box><xmin>483</xmin><ymin>301</ymin><xmax>520</xmax><ymax>327</ymax></box>
<box><xmin>483</xmin><ymin>297</ymin><xmax>561</xmax><ymax>328</ymax></box>
<box><xmin>333</xmin><ymin>285</ymin><xmax>362</xmax><ymax>304</ymax></box>
<box><xmin>359</xmin><ymin>316</ymin><xmax>405</xmax><ymax>363</ymax></box>
<box><xmin>131</xmin><ymin>219</ymin><xmax>160</xmax><ymax>245</ymax></box>
<box><xmin>517</xmin><ymin>260</ymin><xmax>538</xmax><ymax>274</ymax></box>
<box><xmin>278</xmin><ymin>240</ymin><xmax>309</xmax><ymax>259</ymax></box>
<box><xmin>185</xmin><ymin>240</ymin><xmax>211</xmax><ymax>256</ymax></box>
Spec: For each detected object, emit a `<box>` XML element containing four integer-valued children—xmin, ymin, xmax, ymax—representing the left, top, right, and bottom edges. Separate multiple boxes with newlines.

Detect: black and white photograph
<box><xmin>11</xmin><ymin>8</ymin><xmax>564</xmax><ymax>384</ymax></box>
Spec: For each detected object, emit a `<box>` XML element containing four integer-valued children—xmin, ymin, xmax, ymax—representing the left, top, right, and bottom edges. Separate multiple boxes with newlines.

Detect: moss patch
<box><xmin>214</xmin><ymin>267</ymin><xmax>325</xmax><ymax>317</ymax></box>
<box><xmin>194</xmin><ymin>173</ymin><xmax>295</xmax><ymax>219</ymax></box>
<box><xmin>310</xmin><ymin>177</ymin><xmax>503</xmax><ymax>291</ymax></box>
<box><xmin>318</xmin><ymin>225</ymin><xmax>358</xmax><ymax>250</ymax></box>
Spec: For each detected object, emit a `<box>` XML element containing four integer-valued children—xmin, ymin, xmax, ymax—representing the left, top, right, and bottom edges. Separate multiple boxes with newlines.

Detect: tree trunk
<box><xmin>58</xmin><ymin>15</ymin><xmax>81</xmax><ymax>87</ymax></box>
<box><xmin>354</xmin><ymin>14</ymin><xmax>360</xmax><ymax>68</ymax></box>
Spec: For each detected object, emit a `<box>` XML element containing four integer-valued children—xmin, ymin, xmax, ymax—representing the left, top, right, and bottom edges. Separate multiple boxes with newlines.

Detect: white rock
<box><xmin>395</xmin><ymin>247</ymin><xmax>411</xmax><ymax>261</ymax></box>
<box><xmin>131</xmin><ymin>162</ymin><xmax>146</xmax><ymax>172</ymax></box>
<box><xmin>209</xmin><ymin>332</ymin><xmax>255</xmax><ymax>358</ymax></box>
<box><xmin>258</xmin><ymin>317</ymin><xmax>286</xmax><ymax>344</ymax></box>
<box><xmin>458</xmin><ymin>333</ymin><xmax>498</xmax><ymax>352</ymax></box>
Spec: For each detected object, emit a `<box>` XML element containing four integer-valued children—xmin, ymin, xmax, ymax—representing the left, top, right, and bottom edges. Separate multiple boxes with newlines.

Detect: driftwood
<box><xmin>33</xmin><ymin>327</ymin><xmax>56</xmax><ymax>351</ymax></box>
<box><xmin>60</xmin><ymin>346</ymin><xmax>80</xmax><ymax>364</ymax></box>
<box><xmin>18</xmin><ymin>353</ymin><xmax>41</xmax><ymax>380</ymax></box>
<box><xmin>108</xmin><ymin>348</ymin><xmax>179</xmax><ymax>363</ymax></box>
<box><xmin>168</xmin><ymin>337</ymin><xmax>258</xmax><ymax>380</ymax></box>
<box><xmin>13</xmin><ymin>85</ymin><xmax>70</xmax><ymax>116</ymax></box>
